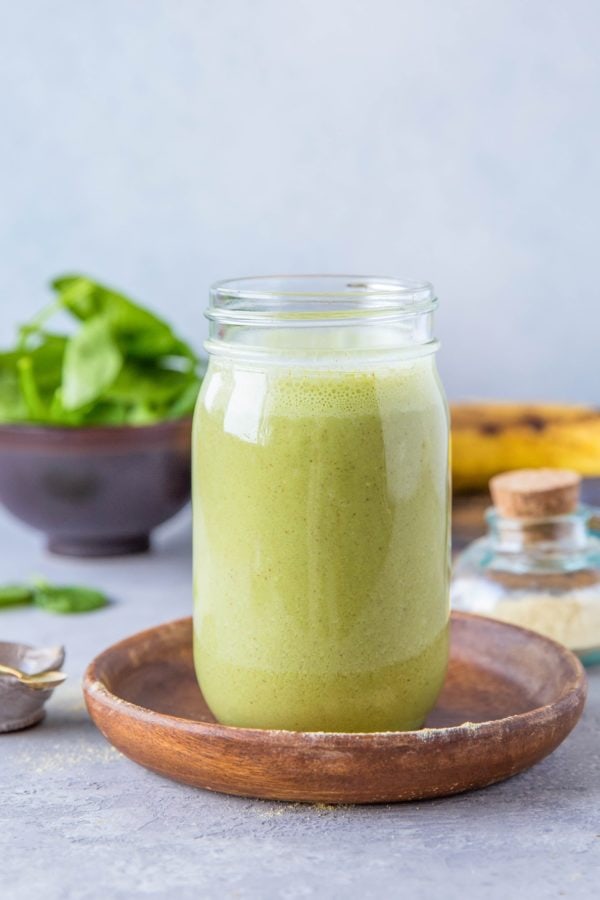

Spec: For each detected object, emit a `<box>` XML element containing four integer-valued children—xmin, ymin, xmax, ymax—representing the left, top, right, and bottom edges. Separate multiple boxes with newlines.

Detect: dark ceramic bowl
<box><xmin>0</xmin><ymin>419</ymin><xmax>192</xmax><ymax>557</ymax></box>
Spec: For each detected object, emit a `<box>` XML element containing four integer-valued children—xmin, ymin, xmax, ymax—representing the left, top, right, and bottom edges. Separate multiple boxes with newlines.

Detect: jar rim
<box><xmin>209</xmin><ymin>275</ymin><xmax>437</xmax><ymax>323</ymax></box>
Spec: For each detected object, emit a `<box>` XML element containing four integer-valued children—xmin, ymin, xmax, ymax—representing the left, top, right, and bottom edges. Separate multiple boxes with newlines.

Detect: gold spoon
<box><xmin>0</xmin><ymin>662</ymin><xmax>67</xmax><ymax>690</ymax></box>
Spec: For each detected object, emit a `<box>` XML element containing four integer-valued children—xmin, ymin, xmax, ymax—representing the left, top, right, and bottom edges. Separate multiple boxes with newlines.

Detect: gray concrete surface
<box><xmin>0</xmin><ymin>506</ymin><xmax>598</xmax><ymax>900</ymax></box>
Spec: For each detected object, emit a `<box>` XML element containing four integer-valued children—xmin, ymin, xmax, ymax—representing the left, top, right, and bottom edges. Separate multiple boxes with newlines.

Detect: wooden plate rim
<box><xmin>83</xmin><ymin>611</ymin><xmax>587</xmax><ymax>748</ymax></box>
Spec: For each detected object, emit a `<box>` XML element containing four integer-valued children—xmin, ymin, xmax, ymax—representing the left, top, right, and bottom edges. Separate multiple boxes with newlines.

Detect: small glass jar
<box><xmin>452</xmin><ymin>472</ymin><xmax>600</xmax><ymax>666</ymax></box>
<box><xmin>193</xmin><ymin>275</ymin><xmax>450</xmax><ymax>732</ymax></box>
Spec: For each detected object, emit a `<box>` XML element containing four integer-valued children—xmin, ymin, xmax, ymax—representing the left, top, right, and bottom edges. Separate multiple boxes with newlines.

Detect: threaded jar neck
<box><xmin>206</xmin><ymin>275</ymin><xmax>439</xmax><ymax>364</ymax></box>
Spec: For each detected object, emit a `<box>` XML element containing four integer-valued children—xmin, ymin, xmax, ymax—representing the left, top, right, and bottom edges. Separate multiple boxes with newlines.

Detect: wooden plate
<box><xmin>83</xmin><ymin>613</ymin><xmax>586</xmax><ymax>804</ymax></box>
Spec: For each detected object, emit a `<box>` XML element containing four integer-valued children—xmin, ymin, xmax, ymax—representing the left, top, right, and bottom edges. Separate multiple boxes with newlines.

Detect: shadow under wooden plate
<box><xmin>83</xmin><ymin>613</ymin><xmax>586</xmax><ymax>804</ymax></box>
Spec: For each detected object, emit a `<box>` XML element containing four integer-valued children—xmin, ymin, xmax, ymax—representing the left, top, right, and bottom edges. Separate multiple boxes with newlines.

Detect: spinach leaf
<box><xmin>26</xmin><ymin>334</ymin><xmax>68</xmax><ymax>391</ymax></box>
<box><xmin>0</xmin><ymin>579</ymin><xmax>109</xmax><ymax>614</ymax></box>
<box><xmin>17</xmin><ymin>300</ymin><xmax>65</xmax><ymax>349</ymax></box>
<box><xmin>0</xmin><ymin>334</ymin><xmax>68</xmax><ymax>424</ymax></box>
<box><xmin>165</xmin><ymin>378</ymin><xmax>202</xmax><ymax>419</ymax></box>
<box><xmin>0</xmin><ymin>351</ymin><xmax>28</xmax><ymax>422</ymax></box>
<box><xmin>47</xmin><ymin>388</ymin><xmax>88</xmax><ymax>426</ymax></box>
<box><xmin>107</xmin><ymin>360</ymin><xmax>197</xmax><ymax>403</ymax></box>
<box><xmin>0</xmin><ymin>274</ymin><xmax>204</xmax><ymax>426</ymax></box>
<box><xmin>98</xmin><ymin>359</ymin><xmax>201</xmax><ymax>423</ymax></box>
<box><xmin>52</xmin><ymin>275</ymin><xmax>197</xmax><ymax>363</ymax></box>
<box><xmin>0</xmin><ymin>585</ymin><xmax>34</xmax><ymax>607</ymax></box>
<box><xmin>61</xmin><ymin>317</ymin><xmax>123</xmax><ymax>410</ymax></box>
<box><xmin>32</xmin><ymin>583</ymin><xmax>109</xmax><ymax>614</ymax></box>
<box><xmin>76</xmin><ymin>400</ymin><xmax>131</xmax><ymax>426</ymax></box>
<box><xmin>17</xmin><ymin>357</ymin><xmax>50</xmax><ymax>421</ymax></box>
<box><xmin>12</xmin><ymin>334</ymin><xmax>68</xmax><ymax>423</ymax></box>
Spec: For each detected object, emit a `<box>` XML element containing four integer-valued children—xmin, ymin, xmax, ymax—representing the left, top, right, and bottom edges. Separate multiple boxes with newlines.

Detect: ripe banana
<box><xmin>451</xmin><ymin>403</ymin><xmax>600</xmax><ymax>494</ymax></box>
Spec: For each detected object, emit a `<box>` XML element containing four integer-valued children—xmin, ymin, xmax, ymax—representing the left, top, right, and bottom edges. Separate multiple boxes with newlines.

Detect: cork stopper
<box><xmin>489</xmin><ymin>468</ymin><xmax>581</xmax><ymax>519</ymax></box>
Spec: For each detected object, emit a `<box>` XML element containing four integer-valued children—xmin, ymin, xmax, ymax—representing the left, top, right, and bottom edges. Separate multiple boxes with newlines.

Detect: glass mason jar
<box><xmin>452</xmin><ymin>506</ymin><xmax>600</xmax><ymax>666</ymax></box>
<box><xmin>193</xmin><ymin>276</ymin><xmax>450</xmax><ymax>732</ymax></box>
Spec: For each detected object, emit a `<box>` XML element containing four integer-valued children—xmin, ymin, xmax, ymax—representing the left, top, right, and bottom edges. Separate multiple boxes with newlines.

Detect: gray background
<box><xmin>0</xmin><ymin>0</ymin><xmax>598</xmax><ymax>401</ymax></box>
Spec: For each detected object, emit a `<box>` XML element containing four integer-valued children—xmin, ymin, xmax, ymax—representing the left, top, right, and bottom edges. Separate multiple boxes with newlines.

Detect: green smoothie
<box><xmin>193</xmin><ymin>355</ymin><xmax>449</xmax><ymax>732</ymax></box>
